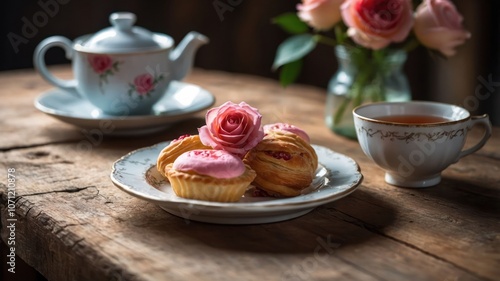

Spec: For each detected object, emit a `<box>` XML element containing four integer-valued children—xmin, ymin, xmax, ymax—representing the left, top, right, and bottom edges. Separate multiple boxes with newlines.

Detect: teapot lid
<box><xmin>76</xmin><ymin>12</ymin><xmax>171</xmax><ymax>53</ymax></box>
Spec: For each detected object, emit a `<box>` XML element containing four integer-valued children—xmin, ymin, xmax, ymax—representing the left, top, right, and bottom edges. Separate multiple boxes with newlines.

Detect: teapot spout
<box><xmin>170</xmin><ymin>31</ymin><xmax>209</xmax><ymax>81</ymax></box>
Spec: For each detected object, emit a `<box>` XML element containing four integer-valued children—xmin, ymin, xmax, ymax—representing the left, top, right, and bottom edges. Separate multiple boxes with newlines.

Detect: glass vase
<box><xmin>325</xmin><ymin>45</ymin><xmax>411</xmax><ymax>139</ymax></box>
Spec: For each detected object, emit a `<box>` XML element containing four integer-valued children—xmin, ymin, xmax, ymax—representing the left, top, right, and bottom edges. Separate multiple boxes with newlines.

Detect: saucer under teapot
<box><xmin>34</xmin><ymin>12</ymin><xmax>209</xmax><ymax>115</ymax></box>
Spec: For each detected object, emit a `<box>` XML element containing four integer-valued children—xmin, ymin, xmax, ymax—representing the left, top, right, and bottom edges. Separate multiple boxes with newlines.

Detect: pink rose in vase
<box><xmin>263</xmin><ymin>123</ymin><xmax>311</xmax><ymax>143</ymax></box>
<box><xmin>297</xmin><ymin>0</ymin><xmax>344</xmax><ymax>31</ymax></box>
<box><xmin>198</xmin><ymin>101</ymin><xmax>264</xmax><ymax>158</ymax></box>
<box><xmin>414</xmin><ymin>0</ymin><xmax>470</xmax><ymax>57</ymax></box>
<box><xmin>341</xmin><ymin>0</ymin><xmax>414</xmax><ymax>49</ymax></box>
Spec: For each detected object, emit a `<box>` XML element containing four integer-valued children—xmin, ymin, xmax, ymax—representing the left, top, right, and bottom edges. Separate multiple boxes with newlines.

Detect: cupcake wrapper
<box><xmin>169</xmin><ymin>176</ymin><xmax>249</xmax><ymax>202</ymax></box>
<box><xmin>166</xmin><ymin>164</ymin><xmax>256</xmax><ymax>203</ymax></box>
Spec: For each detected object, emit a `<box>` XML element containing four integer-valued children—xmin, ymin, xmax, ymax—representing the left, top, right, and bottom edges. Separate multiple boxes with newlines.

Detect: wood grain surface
<box><xmin>0</xmin><ymin>66</ymin><xmax>499</xmax><ymax>281</ymax></box>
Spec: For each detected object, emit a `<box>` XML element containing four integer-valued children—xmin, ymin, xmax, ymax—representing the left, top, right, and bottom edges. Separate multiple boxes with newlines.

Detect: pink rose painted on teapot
<box><xmin>198</xmin><ymin>101</ymin><xmax>265</xmax><ymax>158</ymax></box>
<box><xmin>88</xmin><ymin>55</ymin><xmax>113</xmax><ymax>74</ymax></box>
<box><xmin>414</xmin><ymin>0</ymin><xmax>470</xmax><ymax>57</ymax></box>
<box><xmin>128</xmin><ymin>73</ymin><xmax>164</xmax><ymax>97</ymax></box>
<box><xmin>87</xmin><ymin>54</ymin><xmax>122</xmax><ymax>92</ymax></box>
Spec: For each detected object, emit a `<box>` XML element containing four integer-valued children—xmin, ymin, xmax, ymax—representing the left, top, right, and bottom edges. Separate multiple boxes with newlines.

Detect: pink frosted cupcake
<box><xmin>165</xmin><ymin>149</ymin><xmax>256</xmax><ymax>202</ymax></box>
<box><xmin>157</xmin><ymin>134</ymin><xmax>211</xmax><ymax>178</ymax></box>
<box><xmin>264</xmin><ymin>123</ymin><xmax>311</xmax><ymax>143</ymax></box>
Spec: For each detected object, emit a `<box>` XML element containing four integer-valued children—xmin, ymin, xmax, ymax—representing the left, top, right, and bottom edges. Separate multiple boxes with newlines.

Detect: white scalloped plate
<box><xmin>111</xmin><ymin>142</ymin><xmax>363</xmax><ymax>224</ymax></box>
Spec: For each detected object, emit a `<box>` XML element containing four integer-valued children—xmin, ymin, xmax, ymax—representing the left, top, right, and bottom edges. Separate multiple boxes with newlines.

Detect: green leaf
<box><xmin>273</xmin><ymin>34</ymin><xmax>316</xmax><ymax>70</ymax></box>
<box><xmin>272</xmin><ymin>13</ymin><xmax>309</xmax><ymax>34</ymax></box>
<box><xmin>279</xmin><ymin>60</ymin><xmax>302</xmax><ymax>87</ymax></box>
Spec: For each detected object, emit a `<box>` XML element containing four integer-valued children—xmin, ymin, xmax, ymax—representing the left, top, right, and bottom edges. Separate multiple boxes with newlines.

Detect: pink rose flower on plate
<box><xmin>133</xmin><ymin>74</ymin><xmax>154</xmax><ymax>95</ymax></box>
<box><xmin>297</xmin><ymin>0</ymin><xmax>344</xmax><ymax>31</ymax></box>
<box><xmin>199</xmin><ymin>101</ymin><xmax>264</xmax><ymax>158</ymax></box>
<box><xmin>414</xmin><ymin>0</ymin><xmax>470</xmax><ymax>57</ymax></box>
<box><xmin>341</xmin><ymin>0</ymin><xmax>414</xmax><ymax>49</ymax></box>
<box><xmin>88</xmin><ymin>55</ymin><xmax>113</xmax><ymax>74</ymax></box>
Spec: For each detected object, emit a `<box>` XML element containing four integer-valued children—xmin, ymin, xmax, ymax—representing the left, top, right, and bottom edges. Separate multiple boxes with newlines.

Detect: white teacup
<box><xmin>353</xmin><ymin>101</ymin><xmax>492</xmax><ymax>188</ymax></box>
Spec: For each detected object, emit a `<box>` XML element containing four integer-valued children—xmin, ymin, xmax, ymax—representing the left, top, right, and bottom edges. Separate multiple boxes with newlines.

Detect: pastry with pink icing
<box><xmin>263</xmin><ymin>123</ymin><xmax>310</xmax><ymax>143</ymax></box>
<box><xmin>165</xmin><ymin>149</ymin><xmax>256</xmax><ymax>202</ymax></box>
<box><xmin>157</xmin><ymin>134</ymin><xmax>211</xmax><ymax>177</ymax></box>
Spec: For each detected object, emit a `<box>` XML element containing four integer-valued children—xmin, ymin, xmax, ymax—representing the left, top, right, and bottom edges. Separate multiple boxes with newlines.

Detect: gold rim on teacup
<box><xmin>353</xmin><ymin>101</ymin><xmax>470</xmax><ymax>127</ymax></box>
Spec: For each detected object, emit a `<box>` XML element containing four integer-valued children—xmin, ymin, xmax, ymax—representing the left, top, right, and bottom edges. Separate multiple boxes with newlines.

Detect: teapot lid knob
<box><xmin>110</xmin><ymin>12</ymin><xmax>136</xmax><ymax>32</ymax></box>
<box><xmin>76</xmin><ymin>11</ymin><xmax>171</xmax><ymax>53</ymax></box>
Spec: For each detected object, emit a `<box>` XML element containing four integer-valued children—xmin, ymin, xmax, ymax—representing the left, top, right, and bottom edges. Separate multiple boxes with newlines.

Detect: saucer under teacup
<box><xmin>34</xmin><ymin>81</ymin><xmax>215</xmax><ymax>136</ymax></box>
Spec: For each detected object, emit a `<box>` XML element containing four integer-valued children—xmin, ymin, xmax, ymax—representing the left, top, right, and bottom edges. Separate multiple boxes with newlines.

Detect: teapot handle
<box><xmin>33</xmin><ymin>36</ymin><xmax>79</xmax><ymax>96</ymax></box>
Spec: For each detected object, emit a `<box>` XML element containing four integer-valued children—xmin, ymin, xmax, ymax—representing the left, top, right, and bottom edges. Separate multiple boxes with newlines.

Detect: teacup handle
<box><xmin>33</xmin><ymin>36</ymin><xmax>79</xmax><ymax>97</ymax></box>
<box><xmin>458</xmin><ymin>114</ymin><xmax>492</xmax><ymax>160</ymax></box>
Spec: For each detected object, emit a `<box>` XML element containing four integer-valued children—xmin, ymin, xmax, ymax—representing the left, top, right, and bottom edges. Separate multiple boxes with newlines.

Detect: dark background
<box><xmin>1</xmin><ymin>0</ymin><xmax>499</xmax><ymax>125</ymax></box>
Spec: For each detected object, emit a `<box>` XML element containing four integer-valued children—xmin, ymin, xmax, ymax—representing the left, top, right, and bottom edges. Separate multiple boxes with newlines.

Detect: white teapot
<box><xmin>34</xmin><ymin>12</ymin><xmax>209</xmax><ymax>115</ymax></box>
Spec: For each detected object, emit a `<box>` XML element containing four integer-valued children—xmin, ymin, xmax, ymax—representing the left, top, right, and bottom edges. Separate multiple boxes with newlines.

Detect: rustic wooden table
<box><xmin>1</xmin><ymin>66</ymin><xmax>499</xmax><ymax>281</ymax></box>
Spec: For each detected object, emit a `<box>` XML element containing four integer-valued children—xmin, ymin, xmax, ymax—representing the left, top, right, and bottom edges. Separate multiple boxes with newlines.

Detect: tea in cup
<box><xmin>33</xmin><ymin>12</ymin><xmax>208</xmax><ymax>115</ymax></box>
<box><xmin>353</xmin><ymin>101</ymin><xmax>492</xmax><ymax>188</ymax></box>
